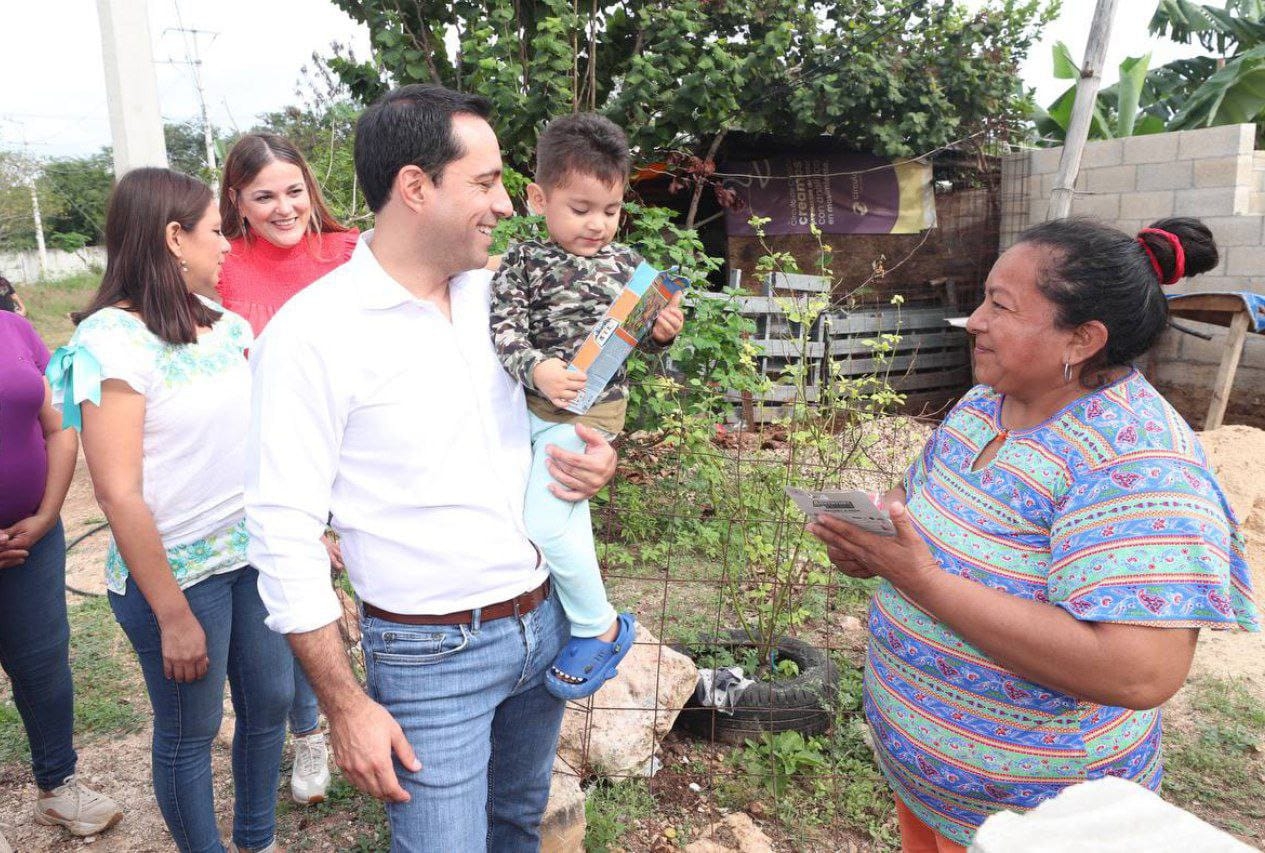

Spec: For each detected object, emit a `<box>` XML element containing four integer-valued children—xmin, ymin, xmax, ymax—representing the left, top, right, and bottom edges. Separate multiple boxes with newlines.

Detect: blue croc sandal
<box><xmin>546</xmin><ymin>612</ymin><xmax>637</xmax><ymax>700</ymax></box>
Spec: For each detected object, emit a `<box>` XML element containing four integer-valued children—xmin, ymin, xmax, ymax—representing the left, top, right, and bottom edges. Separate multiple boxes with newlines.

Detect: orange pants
<box><xmin>895</xmin><ymin>798</ymin><xmax>967</xmax><ymax>853</ymax></box>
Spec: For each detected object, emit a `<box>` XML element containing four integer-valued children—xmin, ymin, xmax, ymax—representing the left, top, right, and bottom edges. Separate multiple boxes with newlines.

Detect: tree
<box><xmin>0</xmin><ymin>151</ymin><xmax>38</xmax><ymax>250</ymax></box>
<box><xmin>1035</xmin><ymin>0</ymin><xmax>1265</xmax><ymax>144</ymax></box>
<box><xmin>325</xmin><ymin>0</ymin><xmax>1053</xmax><ymax>171</ymax></box>
<box><xmin>38</xmin><ymin>152</ymin><xmax>113</xmax><ymax>246</ymax></box>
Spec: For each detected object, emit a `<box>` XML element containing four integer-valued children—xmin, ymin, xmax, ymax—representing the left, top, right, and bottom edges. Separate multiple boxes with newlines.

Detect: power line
<box><xmin>161</xmin><ymin>0</ymin><xmax>219</xmax><ymax>171</ymax></box>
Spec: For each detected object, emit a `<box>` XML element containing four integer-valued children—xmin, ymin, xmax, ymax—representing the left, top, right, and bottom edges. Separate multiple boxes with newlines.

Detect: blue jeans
<box><xmin>110</xmin><ymin>566</ymin><xmax>292</xmax><ymax>852</ymax></box>
<box><xmin>289</xmin><ymin>655</ymin><xmax>319</xmax><ymax>735</ymax></box>
<box><xmin>0</xmin><ymin>520</ymin><xmax>77</xmax><ymax>790</ymax></box>
<box><xmin>361</xmin><ymin>586</ymin><xmax>569</xmax><ymax>852</ymax></box>
<box><xmin>525</xmin><ymin>414</ymin><xmax>616</xmax><ymax>638</ymax></box>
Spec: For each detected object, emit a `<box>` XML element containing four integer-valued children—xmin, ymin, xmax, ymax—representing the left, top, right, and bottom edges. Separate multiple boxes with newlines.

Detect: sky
<box><xmin>1</xmin><ymin>0</ymin><xmax>1214</xmax><ymax>161</ymax></box>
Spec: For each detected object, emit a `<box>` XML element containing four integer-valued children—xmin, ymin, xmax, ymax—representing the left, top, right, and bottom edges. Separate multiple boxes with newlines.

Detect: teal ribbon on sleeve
<box><xmin>44</xmin><ymin>345</ymin><xmax>104</xmax><ymax>431</ymax></box>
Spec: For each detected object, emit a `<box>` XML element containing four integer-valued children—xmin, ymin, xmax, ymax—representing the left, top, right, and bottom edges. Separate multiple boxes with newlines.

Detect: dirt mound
<box><xmin>1180</xmin><ymin>425</ymin><xmax>1265</xmax><ymax>691</ymax></box>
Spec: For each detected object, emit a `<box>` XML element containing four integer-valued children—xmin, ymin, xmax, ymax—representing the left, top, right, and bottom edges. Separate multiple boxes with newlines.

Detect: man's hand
<box><xmin>650</xmin><ymin>293</ymin><xmax>685</xmax><ymax>344</ymax></box>
<box><xmin>328</xmin><ymin>693</ymin><xmax>421</xmax><ymax>803</ymax></box>
<box><xmin>532</xmin><ymin>359</ymin><xmax>588</xmax><ymax>409</ymax></box>
<box><xmin>547</xmin><ymin>422</ymin><xmax>617</xmax><ymax>501</ymax></box>
<box><xmin>321</xmin><ymin>532</ymin><xmax>345</xmax><ymax>572</ymax></box>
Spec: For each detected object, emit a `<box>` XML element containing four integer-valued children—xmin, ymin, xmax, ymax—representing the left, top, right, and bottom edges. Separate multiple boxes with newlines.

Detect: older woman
<box><xmin>50</xmin><ymin>168</ymin><xmax>291</xmax><ymax>853</ymax></box>
<box><xmin>216</xmin><ymin>132</ymin><xmax>357</xmax><ymax>804</ymax></box>
<box><xmin>810</xmin><ymin>217</ymin><xmax>1259</xmax><ymax>851</ymax></box>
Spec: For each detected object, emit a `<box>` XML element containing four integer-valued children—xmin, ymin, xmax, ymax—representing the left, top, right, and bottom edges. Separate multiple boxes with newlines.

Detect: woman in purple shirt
<box><xmin>0</xmin><ymin>312</ymin><xmax>122</xmax><ymax>846</ymax></box>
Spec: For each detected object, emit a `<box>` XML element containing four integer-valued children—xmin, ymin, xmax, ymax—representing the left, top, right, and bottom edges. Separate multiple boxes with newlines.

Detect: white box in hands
<box><xmin>784</xmin><ymin>487</ymin><xmax>896</xmax><ymax>537</ymax></box>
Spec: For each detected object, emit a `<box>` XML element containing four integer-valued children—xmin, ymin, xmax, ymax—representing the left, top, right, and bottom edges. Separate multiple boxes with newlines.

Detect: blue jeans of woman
<box><xmin>360</xmin><ymin>585</ymin><xmax>569</xmax><ymax>852</ymax></box>
<box><xmin>0</xmin><ymin>520</ymin><xmax>78</xmax><ymax>790</ymax></box>
<box><xmin>289</xmin><ymin>654</ymin><xmax>319</xmax><ymax>735</ymax></box>
<box><xmin>110</xmin><ymin>566</ymin><xmax>292</xmax><ymax>852</ymax></box>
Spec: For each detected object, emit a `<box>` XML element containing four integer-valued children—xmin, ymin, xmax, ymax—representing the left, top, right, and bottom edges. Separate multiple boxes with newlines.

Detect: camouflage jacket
<box><xmin>490</xmin><ymin>239</ymin><xmax>667</xmax><ymax>408</ymax></box>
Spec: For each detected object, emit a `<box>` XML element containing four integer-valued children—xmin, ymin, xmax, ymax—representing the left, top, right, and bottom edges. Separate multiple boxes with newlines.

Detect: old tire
<box><xmin>672</xmin><ymin>631</ymin><xmax>840</xmax><ymax>745</ymax></box>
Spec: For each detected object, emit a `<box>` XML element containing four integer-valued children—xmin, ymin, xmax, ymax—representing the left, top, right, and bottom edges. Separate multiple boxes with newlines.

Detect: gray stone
<box><xmin>1121</xmin><ymin>133</ymin><xmax>1180</xmax><ymax>165</ymax></box>
<box><xmin>1136</xmin><ymin>161</ymin><xmax>1192</xmax><ymax>192</ymax></box>
<box><xmin>1085</xmin><ymin>165</ymin><xmax>1136</xmax><ymax>195</ymax></box>
<box><xmin>541</xmin><ymin>759</ymin><xmax>586</xmax><ymax>853</ymax></box>
<box><xmin>684</xmin><ymin>812</ymin><xmax>775</xmax><ymax>853</ymax></box>
<box><xmin>556</xmin><ymin>624</ymin><xmax>698</xmax><ymax>779</ymax></box>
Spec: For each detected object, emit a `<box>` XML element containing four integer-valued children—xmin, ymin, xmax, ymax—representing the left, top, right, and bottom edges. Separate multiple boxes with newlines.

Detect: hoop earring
<box><xmin>1063</xmin><ymin>361</ymin><xmax>1073</xmax><ymax>383</ymax></box>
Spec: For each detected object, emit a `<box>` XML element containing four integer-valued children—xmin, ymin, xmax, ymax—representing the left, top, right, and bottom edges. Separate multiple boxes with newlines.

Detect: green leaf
<box><xmin>1169</xmin><ymin>44</ymin><xmax>1265</xmax><ymax>128</ymax></box>
<box><xmin>1115</xmin><ymin>53</ymin><xmax>1152</xmax><ymax>137</ymax></box>
<box><xmin>1052</xmin><ymin>41</ymin><xmax>1079</xmax><ymax>80</ymax></box>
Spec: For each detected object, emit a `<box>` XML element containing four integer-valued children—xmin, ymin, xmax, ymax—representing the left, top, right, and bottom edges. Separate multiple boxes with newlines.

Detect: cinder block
<box><xmin>1086</xmin><ymin>165</ymin><xmax>1137</xmax><ymax>194</ymax></box>
<box><xmin>1122</xmin><ymin>132</ymin><xmax>1181</xmax><ymax>165</ymax></box>
<box><xmin>1119</xmin><ymin>190</ymin><xmax>1174</xmax><ymax>220</ymax></box>
<box><xmin>1042</xmin><ymin>172</ymin><xmax>1057</xmax><ymax>196</ymax></box>
<box><xmin>1178</xmin><ymin>124</ymin><xmax>1254</xmax><ymax>160</ymax></box>
<box><xmin>1203</xmin><ymin>215</ymin><xmax>1265</xmax><ymax>247</ymax></box>
<box><xmin>1030</xmin><ymin>147</ymin><xmax>1062</xmax><ymax>175</ymax></box>
<box><xmin>1224</xmin><ymin>244</ymin><xmax>1265</xmax><ymax>276</ymax></box>
<box><xmin>1136</xmin><ymin>161</ymin><xmax>1193</xmax><ymax>191</ymax></box>
<box><xmin>1070</xmin><ymin>192</ymin><xmax>1120</xmax><ymax>219</ymax></box>
<box><xmin>1174</xmin><ymin>186</ymin><xmax>1237</xmax><ymax>217</ymax></box>
<box><xmin>1193</xmin><ymin>155</ymin><xmax>1252</xmax><ymax>189</ymax></box>
<box><xmin>1080</xmin><ymin>139</ymin><xmax>1125</xmax><ymax>168</ymax></box>
<box><xmin>1252</xmin><ymin>193</ymin><xmax>1265</xmax><ymax>215</ymax></box>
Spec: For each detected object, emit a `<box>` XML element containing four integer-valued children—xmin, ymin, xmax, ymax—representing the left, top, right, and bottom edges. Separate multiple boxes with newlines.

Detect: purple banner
<box><xmin>721</xmin><ymin>152</ymin><xmax>933</xmax><ymax>236</ymax></box>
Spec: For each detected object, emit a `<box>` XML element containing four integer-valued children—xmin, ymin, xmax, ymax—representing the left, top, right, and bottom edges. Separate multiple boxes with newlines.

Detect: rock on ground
<box><xmin>556</xmin><ymin>624</ymin><xmax>697</xmax><ymax>779</ymax></box>
<box><xmin>683</xmin><ymin>812</ymin><xmax>775</xmax><ymax>853</ymax></box>
<box><xmin>541</xmin><ymin>758</ymin><xmax>585</xmax><ymax>853</ymax></box>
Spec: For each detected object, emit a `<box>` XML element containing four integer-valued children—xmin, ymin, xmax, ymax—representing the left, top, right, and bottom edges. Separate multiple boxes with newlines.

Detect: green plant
<box><xmin>326</xmin><ymin>0</ymin><xmax>1050</xmax><ymax>170</ymax></box>
<box><xmin>732</xmin><ymin>730</ymin><xmax>829</xmax><ymax>797</ymax></box>
<box><xmin>584</xmin><ymin>778</ymin><xmax>655</xmax><ymax>852</ymax></box>
<box><xmin>1164</xmin><ymin>677</ymin><xmax>1265</xmax><ymax>834</ymax></box>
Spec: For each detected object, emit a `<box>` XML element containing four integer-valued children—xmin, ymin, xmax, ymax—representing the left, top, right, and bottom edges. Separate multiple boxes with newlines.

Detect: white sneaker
<box><xmin>226</xmin><ymin>842</ymin><xmax>277</xmax><ymax>853</ymax></box>
<box><xmin>34</xmin><ymin>775</ymin><xmax>123</xmax><ymax>836</ymax></box>
<box><xmin>290</xmin><ymin>731</ymin><xmax>331</xmax><ymax>804</ymax></box>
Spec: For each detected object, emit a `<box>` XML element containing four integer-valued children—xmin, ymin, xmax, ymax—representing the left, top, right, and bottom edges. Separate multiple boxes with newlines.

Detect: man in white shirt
<box><xmin>245</xmin><ymin>85</ymin><xmax>618</xmax><ymax>851</ymax></box>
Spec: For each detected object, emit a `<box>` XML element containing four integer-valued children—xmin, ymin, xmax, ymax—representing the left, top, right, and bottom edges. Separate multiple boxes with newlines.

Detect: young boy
<box><xmin>490</xmin><ymin>113</ymin><xmax>684</xmax><ymax>700</ymax></box>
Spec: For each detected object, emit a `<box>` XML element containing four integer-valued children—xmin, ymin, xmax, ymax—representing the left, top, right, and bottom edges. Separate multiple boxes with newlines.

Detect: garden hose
<box><xmin>64</xmin><ymin>521</ymin><xmax>111</xmax><ymax>597</ymax></box>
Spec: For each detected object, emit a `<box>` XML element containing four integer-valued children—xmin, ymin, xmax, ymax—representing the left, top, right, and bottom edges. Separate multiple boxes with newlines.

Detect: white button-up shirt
<box><xmin>245</xmin><ymin>234</ymin><xmax>544</xmax><ymax>634</ymax></box>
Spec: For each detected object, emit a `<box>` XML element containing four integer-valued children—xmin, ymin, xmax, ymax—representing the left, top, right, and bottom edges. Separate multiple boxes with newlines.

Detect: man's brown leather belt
<box><xmin>362</xmin><ymin>579</ymin><xmax>550</xmax><ymax>625</ymax></box>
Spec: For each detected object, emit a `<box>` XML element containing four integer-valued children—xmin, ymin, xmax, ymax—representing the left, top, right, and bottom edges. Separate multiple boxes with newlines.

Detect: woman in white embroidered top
<box><xmin>48</xmin><ymin>168</ymin><xmax>291</xmax><ymax>853</ymax></box>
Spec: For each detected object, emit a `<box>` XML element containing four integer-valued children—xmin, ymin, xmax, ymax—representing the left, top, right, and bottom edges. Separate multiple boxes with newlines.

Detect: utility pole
<box><xmin>1047</xmin><ymin>0</ymin><xmax>1118</xmax><ymax>220</ymax></box>
<box><xmin>97</xmin><ymin>0</ymin><xmax>169</xmax><ymax>176</ymax></box>
<box><xmin>164</xmin><ymin>11</ymin><xmax>219</xmax><ymax>173</ymax></box>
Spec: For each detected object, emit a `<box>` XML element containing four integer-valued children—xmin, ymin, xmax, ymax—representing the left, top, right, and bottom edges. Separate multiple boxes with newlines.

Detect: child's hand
<box><xmin>650</xmin><ymin>293</ymin><xmax>685</xmax><ymax>344</ymax></box>
<box><xmin>533</xmin><ymin>358</ymin><xmax>588</xmax><ymax>408</ymax></box>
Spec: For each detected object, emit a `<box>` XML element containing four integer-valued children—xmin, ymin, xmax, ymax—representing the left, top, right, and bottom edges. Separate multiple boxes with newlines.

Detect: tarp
<box><xmin>1168</xmin><ymin>291</ymin><xmax>1265</xmax><ymax>333</ymax></box>
<box><xmin>720</xmin><ymin>152</ymin><xmax>936</xmax><ymax>237</ymax></box>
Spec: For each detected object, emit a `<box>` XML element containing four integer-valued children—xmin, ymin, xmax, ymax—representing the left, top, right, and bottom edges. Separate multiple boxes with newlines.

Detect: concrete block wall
<box><xmin>998</xmin><ymin>125</ymin><xmax>1265</xmax><ymax>428</ymax></box>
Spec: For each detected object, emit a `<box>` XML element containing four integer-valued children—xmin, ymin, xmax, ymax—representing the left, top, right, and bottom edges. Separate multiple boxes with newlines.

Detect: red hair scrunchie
<box><xmin>1136</xmin><ymin>228</ymin><xmax>1185</xmax><ymax>285</ymax></box>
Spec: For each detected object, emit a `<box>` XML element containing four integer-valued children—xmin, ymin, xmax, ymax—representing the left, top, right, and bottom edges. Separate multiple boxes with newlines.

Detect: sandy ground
<box><xmin>3</xmin><ymin>425</ymin><xmax>1265</xmax><ymax>851</ymax></box>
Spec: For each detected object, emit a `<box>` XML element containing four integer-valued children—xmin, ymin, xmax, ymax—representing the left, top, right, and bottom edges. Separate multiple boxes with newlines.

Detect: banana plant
<box><xmin>1034</xmin><ymin>42</ymin><xmax>1160</xmax><ymax>142</ymax></box>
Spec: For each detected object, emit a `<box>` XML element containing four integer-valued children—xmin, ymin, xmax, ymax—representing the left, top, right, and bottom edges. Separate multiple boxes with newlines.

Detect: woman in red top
<box><xmin>216</xmin><ymin>133</ymin><xmax>358</xmax><ymax>336</ymax></box>
<box><xmin>216</xmin><ymin>133</ymin><xmax>356</xmax><ymax>804</ymax></box>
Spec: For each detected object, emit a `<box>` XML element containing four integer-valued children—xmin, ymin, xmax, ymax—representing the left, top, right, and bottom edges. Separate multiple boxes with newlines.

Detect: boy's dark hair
<box><xmin>534</xmin><ymin>113</ymin><xmax>630</xmax><ymax>190</ymax></box>
<box><xmin>354</xmin><ymin>84</ymin><xmax>493</xmax><ymax>213</ymax></box>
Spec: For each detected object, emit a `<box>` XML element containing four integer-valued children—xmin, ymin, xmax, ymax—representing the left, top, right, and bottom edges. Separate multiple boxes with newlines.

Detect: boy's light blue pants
<box><xmin>525</xmin><ymin>413</ymin><xmax>617</xmax><ymax>638</ymax></box>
